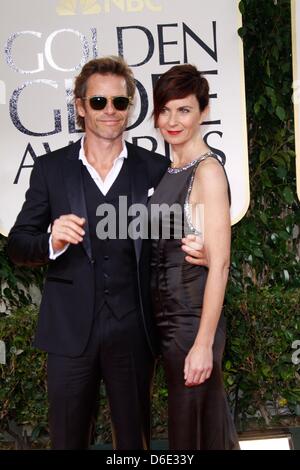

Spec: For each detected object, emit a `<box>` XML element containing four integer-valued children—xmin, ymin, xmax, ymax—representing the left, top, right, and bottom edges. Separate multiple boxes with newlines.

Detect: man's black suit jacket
<box><xmin>7</xmin><ymin>139</ymin><xmax>169</xmax><ymax>357</ymax></box>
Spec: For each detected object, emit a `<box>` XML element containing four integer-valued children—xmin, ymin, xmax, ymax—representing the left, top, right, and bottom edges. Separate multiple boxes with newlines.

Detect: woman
<box><xmin>150</xmin><ymin>64</ymin><xmax>239</xmax><ymax>450</ymax></box>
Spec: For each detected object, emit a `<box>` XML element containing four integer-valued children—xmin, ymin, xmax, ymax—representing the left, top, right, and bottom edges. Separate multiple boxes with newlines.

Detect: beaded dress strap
<box><xmin>167</xmin><ymin>150</ymin><xmax>218</xmax><ymax>174</ymax></box>
<box><xmin>184</xmin><ymin>152</ymin><xmax>220</xmax><ymax>236</ymax></box>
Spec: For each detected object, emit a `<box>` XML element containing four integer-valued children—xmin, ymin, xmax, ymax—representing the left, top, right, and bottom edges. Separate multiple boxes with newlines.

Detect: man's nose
<box><xmin>104</xmin><ymin>98</ymin><xmax>116</xmax><ymax>113</ymax></box>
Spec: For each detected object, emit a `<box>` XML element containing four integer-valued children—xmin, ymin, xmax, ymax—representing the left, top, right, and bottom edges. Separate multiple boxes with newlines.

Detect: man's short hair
<box><xmin>74</xmin><ymin>55</ymin><xmax>136</xmax><ymax>130</ymax></box>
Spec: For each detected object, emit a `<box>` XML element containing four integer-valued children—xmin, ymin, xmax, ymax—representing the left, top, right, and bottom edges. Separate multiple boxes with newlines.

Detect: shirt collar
<box><xmin>79</xmin><ymin>136</ymin><xmax>128</xmax><ymax>168</ymax></box>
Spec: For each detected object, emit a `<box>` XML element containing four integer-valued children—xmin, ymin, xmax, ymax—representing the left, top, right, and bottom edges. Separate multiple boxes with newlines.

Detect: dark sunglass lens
<box><xmin>89</xmin><ymin>96</ymin><xmax>107</xmax><ymax>110</ymax></box>
<box><xmin>113</xmin><ymin>97</ymin><xmax>130</xmax><ymax>110</ymax></box>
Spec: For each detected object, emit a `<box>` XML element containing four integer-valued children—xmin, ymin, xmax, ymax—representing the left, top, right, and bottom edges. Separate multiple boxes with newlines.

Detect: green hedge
<box><xmin>0</xmin><ymin>307</ymin><xmax>48</xmax><ymax>447</ymax></box>
<box><xmin>225</xmin><ymin>287</ymin><xmax>300</xmax><ymax>429</ymax></box>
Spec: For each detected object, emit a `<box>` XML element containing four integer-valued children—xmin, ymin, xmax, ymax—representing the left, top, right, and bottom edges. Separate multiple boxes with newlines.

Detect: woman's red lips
<box><xmin>167</xmin><ymin>130</ymin><xmax>182</xmax><ymax>135</ymax></box>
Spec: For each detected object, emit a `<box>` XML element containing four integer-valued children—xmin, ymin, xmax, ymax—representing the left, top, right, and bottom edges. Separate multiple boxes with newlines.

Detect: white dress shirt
<box><xmin>49</xmin><ymin>137</ymin><xmax>128</xmax><ymax>259</ymax></box>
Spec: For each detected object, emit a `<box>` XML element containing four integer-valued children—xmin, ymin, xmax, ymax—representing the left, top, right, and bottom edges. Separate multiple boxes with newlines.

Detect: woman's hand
<box><xmin>181</xmin><ymin>234</ymin><xmax>209</xmax><ymax>267</ymax></box>
<box><xmin>184</xmin><ymin>343</ymin><xmax>213</xmax><ymax>387</ymax></box>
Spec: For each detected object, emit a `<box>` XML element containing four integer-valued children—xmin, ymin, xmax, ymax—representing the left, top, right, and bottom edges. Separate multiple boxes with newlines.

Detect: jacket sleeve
<box><xmin>7</xmin><ymin>157</ymin><xmax>51</xmax><ymax>267</ymax></box>
<box><xmin>150</xmin><ymin>154</ymin><xmax>169</xmax><ymax>189</ymax></box>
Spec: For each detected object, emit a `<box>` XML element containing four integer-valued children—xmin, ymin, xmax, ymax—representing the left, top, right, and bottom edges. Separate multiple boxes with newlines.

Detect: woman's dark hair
<box><xmin>74</xmin><ymin>55</ymin><xmax>136</xmax><ymax>130</ymax></box>
<box><xmin>153</xmin><ymin>64</ymin><xmax>209</xmax><ymax>126</ymax></box>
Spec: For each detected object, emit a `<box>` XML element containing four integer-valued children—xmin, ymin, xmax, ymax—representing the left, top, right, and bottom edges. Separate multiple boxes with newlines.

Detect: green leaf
<box><xmin>260</xmin><ymin>171</ymin><xmax>273</xmax><ymax>188</ymax></box>
<box><xmin>238</xmin><ymin>26</ymin><xmax>246</xmax><ymax>38</ymax></box>
<box><xmin>278</xmin><ymin>230</ymin><xmax>290</xmax><ymax>241</ymax></box>
<box><xmin>275</xmin><ymin>166</ymin><xmax>287</xmax><ymax>179</ymax></box>
<box><xmin>239</xmin><ymin>1</ymin><xmax>245</xmax><ymax>15</ymax></box>
<box><xmin>254</xmin><ymin>102</ymin><xmax>260</xmax><ymax>114</ymax></box>
<box><xmin>276</xmin><ymin>106</ymin><xmax>286</xmax><ymax>121</ymax></box>
<box><xmin>282</xmin><ymin>187</ymin><xmax>294</xmax><ymax>204</ymax></box>
<box><xmin>226</xmin><ymin>376</ymin><xmax>235</xmax><ymax>386</ymax></box>
<box><xmin>253</xmin><ymin>247</ymin><xmax>264</xmax><ymax>258</ymax></box>
<box><xmin>259</xmin><ymin>212</ymin><xmax>268</xmax><ymax>225</ymax></box>
<box><xmin>262</xmin><ymin>365</ymin><xmax>271</xmax><ymax>377</ymax></box>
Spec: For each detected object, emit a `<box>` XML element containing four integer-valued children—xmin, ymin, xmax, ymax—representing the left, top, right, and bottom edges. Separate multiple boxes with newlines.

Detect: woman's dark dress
<box><xmin>150</xmin><ymin>153</ymin><xmax>239</xmax><ymax>450</ymax></box>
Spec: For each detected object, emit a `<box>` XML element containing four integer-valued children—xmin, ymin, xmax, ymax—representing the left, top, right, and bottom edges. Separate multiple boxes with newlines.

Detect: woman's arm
<box><xmin>184</xmin><ymin>158</ymin><xmax>231</xmax><ymax>387</ymax></box>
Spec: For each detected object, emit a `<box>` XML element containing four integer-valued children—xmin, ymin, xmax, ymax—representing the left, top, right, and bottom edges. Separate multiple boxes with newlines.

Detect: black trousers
<box><xmin>47</xmin><ymin>303</ymin><xmax>155</xmax><ymax>450</ymax></box>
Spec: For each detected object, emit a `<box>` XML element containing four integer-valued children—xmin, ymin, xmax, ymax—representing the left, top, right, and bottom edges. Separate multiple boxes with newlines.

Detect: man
<box><xmin>7</xmin><ymin>56</ymin><xmax>205</xmax><ymax>450</ymax></box>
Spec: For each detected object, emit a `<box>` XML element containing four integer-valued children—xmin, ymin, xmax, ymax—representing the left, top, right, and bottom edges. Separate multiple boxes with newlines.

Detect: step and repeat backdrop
<box><xmin>0</xmin><ymin>0</ymin><xmax>249</xmax><ymax>235</ymax></box>
<box><xmin>292</xmin><ymin>0</ymin><xmax>300</xmax><ymax>201</ymax></box>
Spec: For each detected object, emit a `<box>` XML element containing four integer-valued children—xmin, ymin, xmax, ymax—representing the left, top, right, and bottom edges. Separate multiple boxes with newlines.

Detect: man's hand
<box><xmin>51</xmin><ymin>214</ymin><xmax>86</xmax><ymax>253</ymax></box>
<box><xmin>181</xmin><ymin>234</ymin><xmax>209</xmax><ymax>267</ymax></box>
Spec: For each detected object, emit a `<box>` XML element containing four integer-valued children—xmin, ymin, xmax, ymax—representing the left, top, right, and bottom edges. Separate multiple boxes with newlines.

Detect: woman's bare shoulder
<box><xmin>194</xmin><ymin>156</ymin><xmax>227</xmax><ymax>189</ymax></box>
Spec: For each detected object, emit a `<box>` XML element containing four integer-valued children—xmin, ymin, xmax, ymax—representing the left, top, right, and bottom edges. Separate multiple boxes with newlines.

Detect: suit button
<box><xmin>104</xmin><ymin>255</ymin><xmax>109</xmax><ymax>260</ymax></box>
<box><xmin>90</xmin><ymin>259</ymin><xmax>95</xmax><ymax>264</ymax></box>
<box><xmin>104</xmin><ymin>289</ymin><xmax>109</xmax><ymax>294</ymax></box>
<box><xmin>103</xmin><ymin>273</ymin><xmax>109</xmax><ymax>279</ymax></box>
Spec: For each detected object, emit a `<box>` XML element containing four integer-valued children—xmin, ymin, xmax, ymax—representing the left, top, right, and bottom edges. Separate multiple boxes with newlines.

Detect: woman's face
<box><xmin>157</xmin><ymin>94</ymin><xmax>205</xmax><ymax>146</ymax></box>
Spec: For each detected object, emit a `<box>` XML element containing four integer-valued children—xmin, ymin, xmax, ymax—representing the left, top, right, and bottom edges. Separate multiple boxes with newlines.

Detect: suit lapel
<box><xmin>63</xmin><ymin>141</ymin><xmax>92</xmax><ymax>261</ymax></box>
<box><xmin>126</xmin><ymin>143</ymin><xmax>149</xmax><ymax>263</ymax></box>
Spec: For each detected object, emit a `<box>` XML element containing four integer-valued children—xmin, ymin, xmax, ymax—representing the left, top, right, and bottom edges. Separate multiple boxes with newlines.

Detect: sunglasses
<box><xmin>82</xmin><ymin>95</ymin><xmax>132</xmax><ymax>111</ymax></box>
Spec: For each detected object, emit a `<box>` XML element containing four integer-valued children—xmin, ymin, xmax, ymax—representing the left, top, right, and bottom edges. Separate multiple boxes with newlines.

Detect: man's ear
<box><xmin>76</xmin><ymin>98</ymin><xmax>85</xmax><ymax>118</ymax></box>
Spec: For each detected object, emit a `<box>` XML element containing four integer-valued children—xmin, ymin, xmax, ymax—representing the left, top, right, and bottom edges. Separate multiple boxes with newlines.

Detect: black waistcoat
<box><xmin>82</xmin><ymin>160</ymin><xmax>139</xmax><ymax>318</ymax></box>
